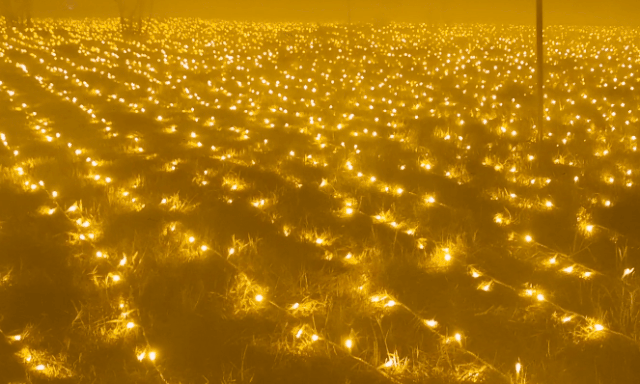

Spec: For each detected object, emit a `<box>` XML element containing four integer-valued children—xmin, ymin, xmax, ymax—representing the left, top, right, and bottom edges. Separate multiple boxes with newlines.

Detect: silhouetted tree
<box><xmin>113</xmin><ymin>0</ymin><xmax>153</xmax><ymax>34</ymax></box>
<box><xmin>113</xmin><ymin>0</ymin><xmax>125</xmax><ymax>26</ymax></box>
<box><xmin>1</xmin><ymin>0</ymin><xmax>32</xmax><ymax>28</ymax></box>
<box><xmin>0</xmin><ymin>0</ymin><xmax>12</xmax><ymax>26</ymax></box>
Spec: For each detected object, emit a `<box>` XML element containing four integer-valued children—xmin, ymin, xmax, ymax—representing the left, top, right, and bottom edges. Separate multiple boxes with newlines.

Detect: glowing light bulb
<box><xmin>516</xmin><ymin>362</ymin><xmax>522</xmax><ymax>374</ymax></box>
<box><xmin>425</xmin><ymin>319</ymin><xmax>438</xmax><ymax>327</ymax></box>
<box><xmin>345</xmin><ymin>339</ymin><xmax>353</xmax><ymax>349</ymax></box>
<box><xmin>255</xmin><ymin>294</ymin><xmax>264</xmax><ymax>302</ymax></box>
<box><xmin>594</xmin><ymin>324</ymin><xmax>604</xmax><ymax>331</ymax></box>
<box><xmin>189</xmin><ymin>236</ymin><xmax>195</xmax><ymax>243</ymax></box>
<box><xmin>311</xmin><ymin>334</ymin><xmax>319</xmax><ymax>341</ymax></box>
<box><xmin>126</xmin><ymin>322</ymin><xmax>135</xmax><ymax>329</ymax></box>
<box><xmin>36</xmin><ymin>364</ymin><xmax>45</xmax><ymax>371</ymax></box>
<box><xmin>148</xmin><ymin>351</ymin><xmax>156</xmax><ymax>361</ymax></box>
<box><xmin>525</xmin><ymin>235</ymin><xmax>533</xmax><ymax>242</ymax></box>
<box><xmin>536</xmin><ymin>293</ymin><xmax>545</xmax><ymax>301</ymax></box>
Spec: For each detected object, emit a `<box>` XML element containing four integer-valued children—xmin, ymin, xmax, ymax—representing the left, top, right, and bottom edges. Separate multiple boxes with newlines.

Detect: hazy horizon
<box><xmin>21</xmin><ymin>0</ymin><xmax>640</xmax><ymax>26</ymax></box>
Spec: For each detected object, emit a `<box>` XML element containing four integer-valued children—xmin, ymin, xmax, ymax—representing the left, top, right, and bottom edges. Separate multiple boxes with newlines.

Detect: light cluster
<box><xmin>0</xmin><ymin>19</ymin><xmax>639</xmax><ymax>384</ymax></box>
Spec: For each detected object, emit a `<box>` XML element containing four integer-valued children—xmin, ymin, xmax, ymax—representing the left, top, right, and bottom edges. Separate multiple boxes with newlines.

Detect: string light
<box><xmin>2</xmin><ymin>19</ymin><xmax>639</xmax><ymax>384</ymax></box>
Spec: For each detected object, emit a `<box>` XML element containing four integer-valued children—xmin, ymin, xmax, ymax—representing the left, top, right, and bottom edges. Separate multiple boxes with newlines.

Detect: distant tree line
<box><xmin>1</xmin><ymin>0</ymin><xmax>33</xmax><ymax>28</ymax></box>
<box><xmin>113</xmin><ymin>0</ymin><xmax>154</xmax><ymax>34</ymax></box>
<box><xmin>0</xmin><ymin>0</ymin><xmax>155</xmax><ymax>32</ymax></box>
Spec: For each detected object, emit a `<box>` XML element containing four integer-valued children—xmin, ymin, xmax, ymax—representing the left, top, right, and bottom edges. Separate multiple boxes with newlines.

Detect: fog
<box><xmin>28</xmin><ymin>0</ymin><xmax>640</xmax><ymax>26</ymax></box>
<box><xmin>3</xmin><ymin>0</ymin><xmax>640</xmax><ymax>383</ymax></box>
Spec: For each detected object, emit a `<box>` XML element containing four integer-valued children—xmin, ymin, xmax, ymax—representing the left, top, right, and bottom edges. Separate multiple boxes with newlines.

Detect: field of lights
<box><xmin>1</xmin><ymin>19</ymin><xmax>640</xmax><ymax>384</ymax></box>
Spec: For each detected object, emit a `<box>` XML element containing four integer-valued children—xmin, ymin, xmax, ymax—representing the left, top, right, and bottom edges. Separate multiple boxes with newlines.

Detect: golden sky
<box><xmin>33</xmin><ymin>0</ymin><xmax>640</xmax><ymax>25</ymax></box>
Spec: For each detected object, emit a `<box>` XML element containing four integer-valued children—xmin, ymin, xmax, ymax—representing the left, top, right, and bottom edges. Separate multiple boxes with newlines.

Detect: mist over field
<box><xmin>2</xmin><ymin>2</ymin><xmax>640</xmax><ymax>384</ymax></box>
<box><xmin>15</xmin><ymin>0</ymin><xmax>640</xmax><ymax>25</ymax></box>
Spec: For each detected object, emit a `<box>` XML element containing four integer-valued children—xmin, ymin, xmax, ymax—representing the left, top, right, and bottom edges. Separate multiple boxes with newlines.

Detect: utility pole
<box><xmin>536</xmin><ymin>0</ymin><xmax>544</xmax><ymax>144</ymax></box>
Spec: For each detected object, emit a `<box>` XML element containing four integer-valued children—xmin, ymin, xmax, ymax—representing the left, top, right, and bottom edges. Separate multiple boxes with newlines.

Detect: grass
<box><xmin>1</xmin><ymin>18</ymin><xmax>640</xmax><ymax>384</ymax></box>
